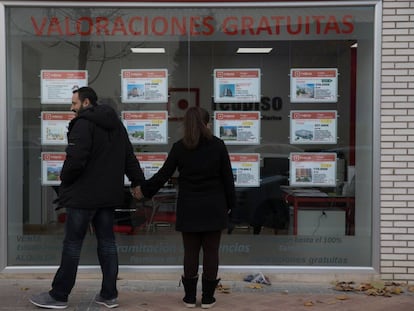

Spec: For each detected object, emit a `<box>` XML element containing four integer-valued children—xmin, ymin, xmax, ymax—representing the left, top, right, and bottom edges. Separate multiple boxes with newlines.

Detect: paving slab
<box><xmin>0</xmin><ymin>278</ymin><xmax>413</xmax><ymax>310</ymax></box>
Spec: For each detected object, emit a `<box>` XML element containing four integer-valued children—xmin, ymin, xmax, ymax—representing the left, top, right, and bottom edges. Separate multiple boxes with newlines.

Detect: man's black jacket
<box><xmin>58</xmin><ymin>104</ymin><xmax>144</xmax><ymax>209</ymax></box>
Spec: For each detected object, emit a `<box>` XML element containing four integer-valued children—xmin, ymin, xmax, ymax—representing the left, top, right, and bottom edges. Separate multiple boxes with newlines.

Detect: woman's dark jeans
<box><xmin>49</xmin><ymin>207</ymin><xmax>118</xmax><ymax>302</ymax></box>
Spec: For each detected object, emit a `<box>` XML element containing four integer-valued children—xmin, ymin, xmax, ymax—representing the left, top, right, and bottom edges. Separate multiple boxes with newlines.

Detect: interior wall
<box><xmin>17</xmin><ymin>39</ymin><xmax>354</xmax><ymax>225</ymax></box>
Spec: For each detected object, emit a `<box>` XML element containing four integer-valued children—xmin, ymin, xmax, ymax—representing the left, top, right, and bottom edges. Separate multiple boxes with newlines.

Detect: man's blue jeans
<box><xmin>49</xmin><ymin>207</ymin><xmax>118</xmax><ymax>302</ymax></box>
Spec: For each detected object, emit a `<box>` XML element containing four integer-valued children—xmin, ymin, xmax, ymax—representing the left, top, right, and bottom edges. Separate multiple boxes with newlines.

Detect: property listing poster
<box><xmin>230</xmin><ymin>153</ymin><xmax>260</xmax><ymax>187</ymax></box>
<box><xmin>289</xmin><ymin>153</ymin><xmax>337</xmax><ymax>187</ymax></box>
<box><xmin>136</xmin><ymin>153</ymin><xmax>167</xmax><ymax>179</ymax></box>
<box><xmin>121</xmin><ymin>69</ymin><xmax>168</xmax><ymax>103</ymax></box>
<box><xmin>121</xmin><ymin>111</ymin><xmax>168</xmax><ymax>144</ymax></box>
<box><xmin>290</xmin><ymin>110</ymin><xmax>337</xmax><ymax>144</ymax></box>
<box><xmin>124</xmin><ymin>153</ymin><xmax>167</xmax><ymax>185</ymax></box>
<box><xmin>214</xmin><ymin>69</ymin><xmax>261</xmax><ymax>103</ymax></box>
<box><xmin>40</xmin><ymin>70</ymin><xmax>88</xmax><ymax>104</ymax></box>
<box><xmin>214</xmin><ymin>111</ymin><xmax>260</xmax><ymax>145</ymax></box>
<box><xmin>41</xmin><ymin>152</ymin><xmax>66</xmax><ymax>185</ymax></box>
<box><xmin>41</xmin><ymin>111</ymin><xmax>75</xmax><ymax>145</ymax></box>
<box><xmin>290</xmin><ymin>68</ymin><xmax>338</xmax><ymax>103</ymax></box>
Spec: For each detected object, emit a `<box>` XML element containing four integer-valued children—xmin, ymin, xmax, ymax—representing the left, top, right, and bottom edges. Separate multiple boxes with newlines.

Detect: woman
<box><xmin>138</xmin><ymin>107</ymin><xmax>236</xmax><ymax>309</ymax></box>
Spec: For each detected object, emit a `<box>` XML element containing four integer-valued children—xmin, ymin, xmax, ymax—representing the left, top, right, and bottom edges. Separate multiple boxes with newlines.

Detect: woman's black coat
<box><xmin>141</xmin><ymin>136</ymin><xmax>236</xmax><ymax>232</ymax></box>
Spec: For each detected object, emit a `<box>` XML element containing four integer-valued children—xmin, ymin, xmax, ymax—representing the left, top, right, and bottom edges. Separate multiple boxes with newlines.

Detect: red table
<box><xmin>282</xmin><ymin>189</ymin><xmax>355</xmax><ymax>235</ymax></box>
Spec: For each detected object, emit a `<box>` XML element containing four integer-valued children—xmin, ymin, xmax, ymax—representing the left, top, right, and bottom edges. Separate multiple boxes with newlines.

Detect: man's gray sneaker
<box><xmin>95</xmin><ymin>293</ymin><xmax>119</xmax><ymax>308</ymax></box>
<box><xmin>29</xmin><ymin>292</ymin><xmax>68</xmax><ymax>309</ymax></box>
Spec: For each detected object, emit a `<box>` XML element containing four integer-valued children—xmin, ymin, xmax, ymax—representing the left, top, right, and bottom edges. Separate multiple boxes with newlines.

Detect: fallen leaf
<box><xmin>365</xmin><ymin>289</ymin><xmax>378</xmax><ymax>296</ymax></box>
<box><xmin>376</xmin><ymin>289</ymin><xmax>386</xmax><ymax>296</ymax></box>
<box><xmin>371</xmin><ymin>281</ymin><xmax>385</xmax><ymax>290</ymax></box>
<box><xmin>335</xmin><ymin>295</ymin><xmax>349</xmax><ymax>300</ymax></box>
<box><xmin>356</xmin><ymin>283</ymin><xmax>373</xmax><ymax>291</ymax></box>
<box><xmin>217</xmin><ymin>284</ymin><xmax>231</xmax><ymax>294</ymax></box>
<box><xmin>385</xmin><ymin>281</ymin><xmax>402</xmax><ymax>286</ymax></box>
<box><xmin>390</xmin><ymin>287</ymin><xmax>403</xmax><ymax>295</ymax></box>
<box><xmin>334</xmin><ymin>282</ymin><xmax>354</xmax><ymax>291</ymax></box>
<box><xmin>304</xmin><ymin>301</ymin><xmax>314</xmax><ymax>306</ymax></box>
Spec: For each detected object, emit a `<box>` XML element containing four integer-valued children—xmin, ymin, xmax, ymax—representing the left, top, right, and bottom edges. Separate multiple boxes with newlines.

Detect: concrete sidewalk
<box><xmin>0</xmin><ymin>277</ymin><xmax>413</xmax><ymax>310</ymax></box>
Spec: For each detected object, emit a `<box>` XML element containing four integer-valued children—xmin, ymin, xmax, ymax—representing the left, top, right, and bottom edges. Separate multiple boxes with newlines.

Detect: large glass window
<box><xmin>6</xmin><ymin>4</ymin><xmax>375</xmax><ymax>266</ymax></box>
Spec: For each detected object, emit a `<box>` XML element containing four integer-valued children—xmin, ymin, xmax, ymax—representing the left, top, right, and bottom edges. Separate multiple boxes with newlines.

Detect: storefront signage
<box><xmin>40</xmin><ymin>70</ymin><xmax>88</xmax><ymax>104</ymax></box>
<box><xmin>41</xmin><ymin>152</ymin><xmax>66</xmax><ymax>185</ymax></box>
<box><xmin>168</xmin><ymin>88</ymin><xmax>199</xmax><ymax>120</ymax></box>
<box><xmin>214</xmin><ymin>69</ymin><xmax>261</xmax><ymax>103</ymax></box>
<box><xmin>290</xmin><ymin>68</ymin><xmax>338</xmax><ymax>103</ymax></box>
<box><xmin>290</xmin><ymin>110</ymin><xmax>337</xmax><ymax>144</ymax></box>
<box><xmin>121</xmin><ymin>69</ymin><xmax>168</xmax><ymax>103</ymax></box>
<box><xmin>213</xmin><ymin>96</ymin><xmax>284</xmax><ymax>121</ymax></box>
<box><xmin>121</xmin><ymin>111</ymin><xmax>168</xmax><ymax>144</ymax></box>
<box><xmin>41</xmin><ymin>112</ymin><xmax>75</xmax><ymax>145</ymax></box>
<box><xmin>230</xmin><ymin>153</ymin><xmax>260</xmax><ymax>187</ymax></box>
<box><xmin>289</xmin><ymin>153</ymin><xmax>337</xmax><ymax>187</ymax></box>
<box><xmin>30</xmin><ymin>14</ymin><xmax>355</xmax><ymax>38</ymax></box>
<box><xmin>214</xmin><ymin>111</ymin><xmax>260</xmax><ymax>145</ymax></box>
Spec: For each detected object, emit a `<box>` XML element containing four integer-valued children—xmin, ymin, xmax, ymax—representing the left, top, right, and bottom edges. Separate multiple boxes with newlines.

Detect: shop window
<box><xmin>5</xmin><ymin>5</ymin><xmax>375</xmax><ymax>267</ymax></box>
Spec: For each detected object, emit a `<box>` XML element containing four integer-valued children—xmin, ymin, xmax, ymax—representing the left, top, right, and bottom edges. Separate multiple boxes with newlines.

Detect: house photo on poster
<box><xmin>214</xmin><ymin>69</ymin><xmax>261</xmax><ymax>103</ymax></box>
<box><xmin>121</xmin><ymin>111</ymin><xmax>168</xmax><ymax>144</ymax></box>
<box><xmin>230</xmin><ymin>153</ymin><xmax>260</xmax><ymax>187</ymax></box>
<box><xmin>41</xmin><ymin>152</ymin><xmax>66</xmax><ymax>186</ymax></box>
<box><xmin>290</xmin><ymin>110</ymin><xmax>337</xmax><ymax>144</ymax></box>
<box><xmin>289</xmin><ymin>152</ymin><xmax>337</xmax><ymax>187</ymax></box>
<box><xmin>214</xmin><ymin>111</ymin><xmax>261</xmax><ymax>145</ymax></box>
<box><xmin>121</xmin><ymin>69</ymin><xmax>168</xmax><ymax>104</ymax></box>
<box><xmin>41</xmin><ymin>111</ymin><xmax>75</xmax><ymax>145</ymax></box>
<box><xmin>290</xmin><ymin>68</ymin><xmax>338</xmax><ymax>103</ymax></box>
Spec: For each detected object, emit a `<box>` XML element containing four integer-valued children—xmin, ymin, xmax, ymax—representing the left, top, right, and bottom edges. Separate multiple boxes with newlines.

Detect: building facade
<box><xmin>0</xmin><ymin>0</ymin><xmax>413</xmax><ymax>283</ymax></box>
<box><xmin>380</xmin><ymin>0</ymin><xmax>414</xmax><ymax>282</ymax></box>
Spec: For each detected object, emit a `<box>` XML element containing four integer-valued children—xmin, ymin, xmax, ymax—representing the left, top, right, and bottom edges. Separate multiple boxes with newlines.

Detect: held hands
<box><xmin>131</xmin><ymin>186</ymin><xmax>144</xmax><ymax>200</ymax></box>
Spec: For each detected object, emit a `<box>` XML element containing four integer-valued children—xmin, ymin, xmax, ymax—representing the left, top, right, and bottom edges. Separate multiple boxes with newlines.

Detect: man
<box><xmin>30</xmin><ymin>87</ymin><xmax>145</xmax><ymax>309</ymax></box>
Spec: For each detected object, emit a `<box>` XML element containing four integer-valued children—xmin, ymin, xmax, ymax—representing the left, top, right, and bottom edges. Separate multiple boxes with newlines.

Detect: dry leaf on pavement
<box><xmin>216</xmin><ymin>283</ymin><xmax>231</xmax><ymax>294</ymax></box>
<box><xmin>335</xmin><ymin>295</ymin><xmax>349</xmax><ymax>300</ymax></box>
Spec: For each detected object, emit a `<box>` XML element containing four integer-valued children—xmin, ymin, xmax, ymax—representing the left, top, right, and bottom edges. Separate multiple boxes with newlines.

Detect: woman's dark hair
<box><xmin>73</xmin><ymin>86</ymin><xmax>98</xmax><ymax>106</ymax></box>
<box><xmin>182</xmin><ymin>107</ymin><xmax>212</xmax><ymax>149</ymax></box>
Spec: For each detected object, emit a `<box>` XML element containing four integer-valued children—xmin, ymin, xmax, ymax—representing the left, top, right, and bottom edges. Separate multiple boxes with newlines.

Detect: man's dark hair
<box><xmin>73</xmin><ymin>86</ymin><xmax>98</xmax><ymax>106</ymax></box>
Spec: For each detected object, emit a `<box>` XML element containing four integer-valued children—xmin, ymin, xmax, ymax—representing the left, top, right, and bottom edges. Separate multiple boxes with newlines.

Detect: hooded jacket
<box><xmin>58</xmin><ymin>104</ymin><xmax>145</xmax><ymax>209</ymax></box>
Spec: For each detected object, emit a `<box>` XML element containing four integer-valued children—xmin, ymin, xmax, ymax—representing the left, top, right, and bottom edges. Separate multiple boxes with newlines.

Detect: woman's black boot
<box><xmin>201</xmin><ymin>277</ymin><xmax>220</xmax><ymax>309</ymax></box>
<box><xmin>181</xmin><ymin>275</ymin><xmax>198</xmax><ymax>308</ymax></box>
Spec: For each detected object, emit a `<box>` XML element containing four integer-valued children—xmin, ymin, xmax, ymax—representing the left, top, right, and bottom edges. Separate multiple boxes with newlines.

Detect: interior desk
<box><xmin>281</xmin><ymin>188</ymin><xmax>355</xmax><ymax>235</ymax></box>
<box><xmin>114</xmin><ymin>188</ymin><xmax>176</xmax><ymax>234</ymax></box>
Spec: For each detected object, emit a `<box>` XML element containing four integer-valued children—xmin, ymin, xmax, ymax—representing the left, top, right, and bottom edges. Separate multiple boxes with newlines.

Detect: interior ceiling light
<box><xmin>350</xmin><ymin>43</ymin><xmax>358</xmax><ymax>48</ymax></box>
<box><xmin>131</xmin><ymin>47</ymin><xmax>166</xmax><ymax>53</ymax></box>
<box><xmin>237</xmin><ymin>47</ymin><xmax>273</xmax><ymax>54</ymax></box>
